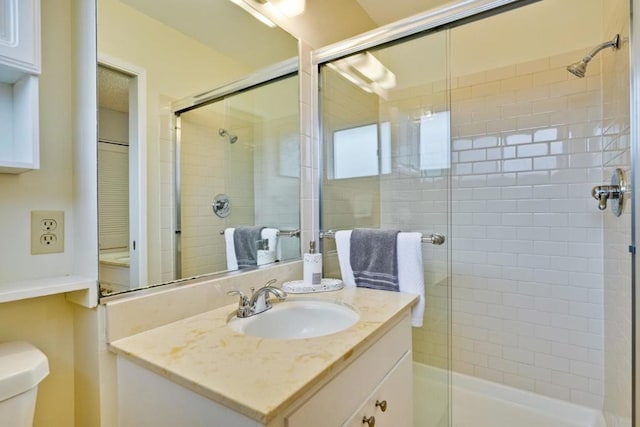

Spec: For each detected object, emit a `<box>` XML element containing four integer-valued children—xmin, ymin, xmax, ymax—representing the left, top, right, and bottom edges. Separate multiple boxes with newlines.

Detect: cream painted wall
<box><xmin>98</xmin><ymin>0</ymin><xmax>252</xmax><ymax>285</ymax></box>
<box><xmin>0</xmin><ymin>0</ymin><xmax>74</xmax><ymax>284</ymax></box>
<box><xmin>450</xmin><ymin>0</ymin><xmax>603</xmax><ymax>78</ymax></box>
<box><xmin>0</xmin><ymin>1</ymin><xmax>80</xmax><ymax>426</ymax></box>
<box><xmin>0</xmin><ymin>295</ymin><xmax>75</xmax><ymax>426</ymax></box>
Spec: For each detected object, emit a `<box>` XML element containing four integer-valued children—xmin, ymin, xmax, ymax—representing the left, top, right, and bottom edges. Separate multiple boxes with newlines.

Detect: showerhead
<box><xmin>567</xmin><ymin>60</ymin><xmax>588</xmax><ymax>78</ymax></box>
<box><xmin>218</xmin><ymin>128</ymin><xmax>238</xmax><ymax>144</ymax></box>
<box><xmin>566</xmin><ymin>34</ymin><xmax>620</xmax><ymax>78</ymax></box>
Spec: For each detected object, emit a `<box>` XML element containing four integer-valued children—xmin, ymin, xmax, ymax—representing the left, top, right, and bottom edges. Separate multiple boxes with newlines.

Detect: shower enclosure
<box><xmin>317</xmin><ymin>0</ymin><xmax>633</xmax><ymax>425</ymax></box>
<box><xmin>173</xmin><ymin>67</ymin><xmax>301</xmax><ymax>280</ymax></box>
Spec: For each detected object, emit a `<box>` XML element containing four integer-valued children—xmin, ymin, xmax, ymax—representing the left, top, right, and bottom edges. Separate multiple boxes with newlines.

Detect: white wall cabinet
<box><xmin>0</xmin><ymin>0</ymin><xmax>41</xmax><ymax>173</ymax></box>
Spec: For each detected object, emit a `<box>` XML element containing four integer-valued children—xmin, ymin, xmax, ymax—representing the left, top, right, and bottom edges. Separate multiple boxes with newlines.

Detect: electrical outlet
<box><xmin>40</xmin><ymin>218</ymin><xmax>57</xmax><ymax>232</ymax></box>
<box><xmin>31</xmin><ymin>211</ymin><xmax>65</xmax><ymax>255</ymax></box>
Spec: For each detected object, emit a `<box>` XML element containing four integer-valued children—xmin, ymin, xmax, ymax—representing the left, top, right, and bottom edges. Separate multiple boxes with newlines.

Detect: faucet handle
<box><xmin>264</xmin><ymin>278</ymin><xmax>278</xmax><ymax>288</ymax></box>
<box><xmin>227</xmin><ymin>289</ymin><xmax>245</xmax><ymax>298</ymax></box>
<box><xmin>227</xmin><ymin>290</ymin><xmax>249</xmax><ymax>306</ymax></box>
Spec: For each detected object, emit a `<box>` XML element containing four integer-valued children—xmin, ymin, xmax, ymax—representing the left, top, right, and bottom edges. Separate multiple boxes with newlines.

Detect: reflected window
<box><xmin>419</xmin><ymin>111</ymin><xmax>450</xmax><ymax>171</ymax></box>
<box><xmin>332</xmin><ymin>122</ymin><xmax>391</xmax><ymax>179</ymax></box>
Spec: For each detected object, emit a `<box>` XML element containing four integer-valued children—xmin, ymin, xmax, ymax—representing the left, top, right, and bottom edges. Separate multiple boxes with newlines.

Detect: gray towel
<box><xmin>350</xmin><ymin>228</ymin><xmax>400</xmax><ymax>291</ymax></box>
<box><xmin>234</xmin><ymin>226</ymin><xmax>264</xmax><ymax>268</ymax></box>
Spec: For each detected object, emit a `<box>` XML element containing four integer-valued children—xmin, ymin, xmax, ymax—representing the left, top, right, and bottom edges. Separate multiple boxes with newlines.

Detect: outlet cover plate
<box><xmin>31</xmin><ymin>211</ymin><xmax>65</xmax><ymax>255</ymax></box>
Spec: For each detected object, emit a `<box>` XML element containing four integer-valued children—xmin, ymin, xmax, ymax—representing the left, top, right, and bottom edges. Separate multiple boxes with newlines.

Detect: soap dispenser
<box><xmin>303</xmin><ymin>240</ymin><xmax>322</xmax><ymax>286</ymax></box>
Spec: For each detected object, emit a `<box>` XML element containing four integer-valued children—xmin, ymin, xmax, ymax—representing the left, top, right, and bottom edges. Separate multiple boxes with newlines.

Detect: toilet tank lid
<box><xmin>0</xmin><ymin>341</ymin><xmax>49</xmax><ymax>402</ymax></box>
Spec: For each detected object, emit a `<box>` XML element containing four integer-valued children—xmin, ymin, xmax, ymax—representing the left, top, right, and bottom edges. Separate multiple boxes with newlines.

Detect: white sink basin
<box><xmin>227</xmin><ymin>298</ymin><xmax>360</xmax><ymax>340</ymax></box>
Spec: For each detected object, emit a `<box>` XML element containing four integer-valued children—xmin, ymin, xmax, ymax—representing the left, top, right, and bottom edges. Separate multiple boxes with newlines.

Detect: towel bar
<box><xmin>319</xmin><ymin>230</ymin><xmax>445</xmax><ymax>245</ymax></box>
<box><xmin>219</xmin><ymin>229</ymin><xmax>301</xmax><ymax>237</ymax></box>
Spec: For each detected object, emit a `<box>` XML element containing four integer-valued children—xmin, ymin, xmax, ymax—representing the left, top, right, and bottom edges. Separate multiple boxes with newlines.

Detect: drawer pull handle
<box><xmin>362</xmin><ymin>415</ymin><xmax>376</xmax><ymax>426</ymax></box>
<box><xmin>375</xmin><ymin>400</ymin><xmax>387</xmax><ymax>412</ymax></box>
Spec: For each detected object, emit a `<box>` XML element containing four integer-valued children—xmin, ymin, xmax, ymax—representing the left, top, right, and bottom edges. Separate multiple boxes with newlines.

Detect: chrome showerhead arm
<box><xmin>583</xmin><ymin>34</ymin><xmax>620</xmax><ymax>63</ymax></box>
<box><xmin>567</xmin><ymin>34</ymin><xmax>620</xmax><ymax>78</ymax></box>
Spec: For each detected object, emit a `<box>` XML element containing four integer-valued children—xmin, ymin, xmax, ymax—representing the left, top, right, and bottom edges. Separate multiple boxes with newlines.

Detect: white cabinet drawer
<box><xmin>286</xmin><ymin>314</ymin><xmax>411</xmax><ymax>427</ymax></box>
<box><xmin>343</xmin><ymin>351</ymin><xmax>413</xmax><ymax>427</ymax></box>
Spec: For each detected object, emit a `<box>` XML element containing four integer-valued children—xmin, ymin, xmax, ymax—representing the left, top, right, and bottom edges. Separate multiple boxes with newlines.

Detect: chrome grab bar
<box><xmin>319</xmin><ymin>230</ymin><xmax>445</xmax><ymax>245</ymax></box>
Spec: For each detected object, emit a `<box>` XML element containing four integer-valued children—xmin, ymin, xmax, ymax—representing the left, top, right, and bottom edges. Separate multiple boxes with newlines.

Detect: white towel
<box><xmin>261</xmin><ymin>228</ymin><xmax>281</xmax><ymax>261</ymax></box>
<box><xmin>224</xmin><ymin>228</ymin><xmax>238</xmax><ymax>271</ymax></box>
<box><xmin>335</xmin><ymin>230</ymin><xmax>425</xmax><ymax>327</ymax></box>
<box><xmin>335</xmin><ymin>230</ymin><xmax>356</xmax><ymax>286</ymax></box>
<box><xmin>397</xmin><ymin>232</ymin><xmax>425</xmax><ymax>328</ymax></box>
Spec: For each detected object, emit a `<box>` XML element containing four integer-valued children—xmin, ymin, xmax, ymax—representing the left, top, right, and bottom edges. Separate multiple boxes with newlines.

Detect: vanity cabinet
<box><xmin>0</xmin><ymin>0</ymin><xmax>40</xmax><ymax>173</ymax></box>
<box><xmin>285</xmin><ymin>314</ymin><xmax>412</xmax><ymax>427</ymax></box>
<box><xmin>115</xmin><ymin>310</ymin><xmax>414</xmax><ymax>427</ymax></box>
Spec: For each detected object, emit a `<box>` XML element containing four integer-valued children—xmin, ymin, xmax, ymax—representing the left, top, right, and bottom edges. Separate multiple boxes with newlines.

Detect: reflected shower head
<box><xmin>218</xmin><ymin>128</ymin><xmax>238</xmax><ymax>144</ymax></box>
<box><xmin>567</xmin><ymin>34</ymin><xmax>620</xmax><ymax>78</ymax></box>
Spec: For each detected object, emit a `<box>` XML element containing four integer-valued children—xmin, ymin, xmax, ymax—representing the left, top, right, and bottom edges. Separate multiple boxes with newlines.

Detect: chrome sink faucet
<box><xmin>227</xmin><ymin>279</ymin><xmax>287</xmax><ymax>318</ymax></box>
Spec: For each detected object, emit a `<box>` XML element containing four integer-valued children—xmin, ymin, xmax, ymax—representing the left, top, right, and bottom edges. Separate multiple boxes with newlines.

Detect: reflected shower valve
<box><xmin>591</xmin><ymin>168</ymin><xmax>627</xmax><ymax>217</ymax></box>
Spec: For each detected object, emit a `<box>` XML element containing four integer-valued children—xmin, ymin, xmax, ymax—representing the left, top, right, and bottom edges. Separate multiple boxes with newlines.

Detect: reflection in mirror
<box><xmin>98</xmin><ymin>66</ymin><xmax>136</xmax><ymax>293</ymax></box>
<box><xmin>176</xmin><ymin>75</ymin><xmax>300</xmax><ymax>279</ymax></box>
<box><xmin>97</xmin><ymin>0</ymin><xmax>299</xmax><ymax>297</ymax></box>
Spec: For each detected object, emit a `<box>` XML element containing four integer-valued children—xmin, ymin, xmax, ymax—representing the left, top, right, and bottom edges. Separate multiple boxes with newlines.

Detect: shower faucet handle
<box><xmin>591</xmin><ymin>168</ymin><xmax>627</xmax><ymax>217</ymax></box>
<box><xmin>591</xmin><ymin>185</ymin><xmax>620</xmax><ymax>210</ymax></box>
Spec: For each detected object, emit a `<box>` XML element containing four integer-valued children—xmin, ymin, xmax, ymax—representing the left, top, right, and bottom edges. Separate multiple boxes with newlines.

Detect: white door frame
<box><xmin>98</xmin><ymin>54</ymin><xmax>148</xmax><ymax>288</ymax></box>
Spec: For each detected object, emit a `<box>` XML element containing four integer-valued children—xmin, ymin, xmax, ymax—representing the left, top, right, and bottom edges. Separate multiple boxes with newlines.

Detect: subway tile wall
<box><xmin>321</xmin><ymin>66</ymin><xmax>382</xmax><ymax>277</ymax></box>
<box><xmin>602</xmin><ymin>1</ymin><xmax>632</xmax><ymax>425</ymax></box>
<box><xmin>320</xmin><ymin>64</ymin><xmax>452</xmax><ymax>370</ymax></box>
<box><xmin>449</xmin><ymin>49</ymin><xmax>605</xmax><ymax>408</ymax></box>
<box><xmin>379</xmin><ymin>84</ymin><xmax>451</xmax><ymax>369</ymax></box>
<box><xmin>252</xmin><ymin>114</ymin><xmax>301</xmax><ymax>261</ymax></box>
<box><xmin>179</xmin><ymin>111</ymin><xmax>234</xmax><ymax>277</ymax></box>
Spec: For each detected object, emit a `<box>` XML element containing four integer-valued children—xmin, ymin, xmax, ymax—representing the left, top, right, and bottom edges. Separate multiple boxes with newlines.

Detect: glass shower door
<box><xmin>319</xmin><ymin>29</ymin><xmax>452</xmax><ymax>427</ymax></box>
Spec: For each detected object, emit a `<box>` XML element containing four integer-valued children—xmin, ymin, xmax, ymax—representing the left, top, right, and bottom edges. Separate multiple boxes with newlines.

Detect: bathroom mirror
<box><xmin>97</xmin><ymin>0</ymin><xmax>299</xmax><ymax>296</ymax></box>
<box><xmin>174</xmin><ymin>72</ymin><xmax>300</xmax><ymax>280</ymax></box>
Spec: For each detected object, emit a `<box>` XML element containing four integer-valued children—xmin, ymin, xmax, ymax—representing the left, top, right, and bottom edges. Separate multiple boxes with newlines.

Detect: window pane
<box><xmin>333</xmin><ymin>124</ymin><xmax>379</xmax><ymax>178</ymax></box>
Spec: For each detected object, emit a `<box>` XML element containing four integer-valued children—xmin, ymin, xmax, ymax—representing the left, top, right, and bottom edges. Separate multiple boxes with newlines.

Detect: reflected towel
<box><xmin>335</xmin><ymin>230</ymin><xmax>356</xmax><ymax>286</ymax></box>
<box><xmin>336</xmin><ymin>229</ymin><xmax>425</xmax><ymax>327</ymax></box>
<box><xmin>224</xmin><ymin>228</ymin><xmax>238</xmax><ymax>271</ymax></box>
<box><xmin>234</xmin><ymin>226</ymin><xmax>264</xmax><ymax>268</ymax></box>
<box><xmin>350</xmin><ymin>228</ymin><xmax>400</xmax><ymax>291</ymax></box>
<box><xmin>261</xmin><ymin>228</ymin><xmax>281</xmax><ymax>262</ymax></box>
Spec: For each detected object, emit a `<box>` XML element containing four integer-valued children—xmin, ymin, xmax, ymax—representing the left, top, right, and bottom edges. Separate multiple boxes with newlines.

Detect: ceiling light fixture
<box><xmin>229</xmin><ymin>0</ymin><xmax>277</xmax><ymax>28</ymax></box>
<box><xmin>328</xmin><ymin>52</ymin><xmax>396</xmax><ymax>98</ymax></box>
<box><xmin>270</xmin><ymin>0</ymin><xmax>305</xmax><ymax>17</ymax></box>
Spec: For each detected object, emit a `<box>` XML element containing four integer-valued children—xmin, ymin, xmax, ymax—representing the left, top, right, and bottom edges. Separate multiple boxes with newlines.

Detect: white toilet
<box><xmin>0</xmin><ymin>341</ymin><xmax>49</xmax><ymax>427</ymax></box>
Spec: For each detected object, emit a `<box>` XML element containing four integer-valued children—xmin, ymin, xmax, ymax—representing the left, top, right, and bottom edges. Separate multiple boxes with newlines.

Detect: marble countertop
<box><xmin>108</xmin><ymin>286</ymin><xmax>418</xmax><ymax>424</ymax></box>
